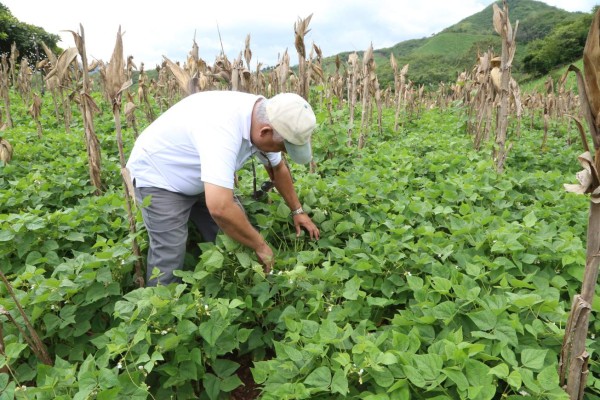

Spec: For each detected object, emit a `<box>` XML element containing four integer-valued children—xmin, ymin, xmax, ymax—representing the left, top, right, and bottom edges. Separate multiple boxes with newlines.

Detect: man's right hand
<box><xmin>255</xmin><ymin>243</ymin><xmax>274</xmax><ymax>274</ymax></box>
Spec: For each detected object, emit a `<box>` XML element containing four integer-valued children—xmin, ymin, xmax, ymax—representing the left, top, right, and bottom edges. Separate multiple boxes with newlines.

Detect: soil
<box><xmin>230</xmin><ymin>354</ymin><xmax>261</xmax><ymax>400</ymax></box>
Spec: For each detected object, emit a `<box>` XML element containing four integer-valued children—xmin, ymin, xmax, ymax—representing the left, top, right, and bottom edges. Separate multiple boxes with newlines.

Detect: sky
<box><xmin>3</xmin><ymin>0</ymin><xmax>599</xmax><ymax>69</ymax></box>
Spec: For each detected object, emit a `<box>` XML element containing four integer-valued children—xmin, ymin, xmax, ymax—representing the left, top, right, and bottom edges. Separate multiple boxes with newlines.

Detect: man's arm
<box><xmin>204</xmin><ymin>183</ymin><xmax>273</xmax><ymax>272</ymax></box>
<box><xmin>269</xmin><ymin>161</ymin><xmax>320</xmax><ymax>240</ymax></box>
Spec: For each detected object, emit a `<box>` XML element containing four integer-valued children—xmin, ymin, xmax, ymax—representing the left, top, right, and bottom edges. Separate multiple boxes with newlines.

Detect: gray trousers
<box><xmin>134</xmin><ymin>185</ymin><xmax>220</xmax><ymax>286</ymax></box>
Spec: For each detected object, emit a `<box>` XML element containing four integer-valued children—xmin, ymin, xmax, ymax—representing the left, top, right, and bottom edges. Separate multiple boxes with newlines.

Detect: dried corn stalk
<box><xmin>125</xmin><ymin>92</ymin><xmax>139</xmax><ymax>138</ymax></box>
<box><xmin>0</xmin><ymin>55</ymin><xmax>13</xmax><ymax>128</ymax></box>
<box><xmin>67</xmin><ymin>24</ymin><xmax>103</xmax><ymax>195</ymax></box>
<box><xmin>29</xmin><ymin>93</ymin><xmax>42</xmax><ymax>138</ymax></box>
<box><xmin>40</xmin><ymin>42</ymin><xmax>62</xmax><ymax>124</ymax></box>
<box><xmin>358</xmin><ymin>44</ymin><xmax>375</xmax><ymax>149</ymax></box>
<box><xmin>294</xmin><ymin>14</ymin><xmax>313</xmax><ymax>100</ymax></box>
<box><xmin>393</xmin><ymin>60</ymin><xmax>409</xmax><ymax>132</ymax></box>
<box><xmin>45</xmin><ymin>47</ymin><xmax>79</xmax><ymax>134</ymax></box>
<box><xmin>9</xmin><ymin>42</ymin><xmax>18</xmax><ymax>87</ymax></box>
<box><xmin>560</xmin><ymin>7</ymin><xmax>600</xmax><ymax>400</ymax></box>
<box><xmin>137</xmin><ymin>63</ymin><xmax>156</xmax><ymax>122</ymax></box>
<box><xmin>99</xmin><ymin>26</ymin><xmax>144</xmax><ymax>287</ymax></box>
<box><xmin>492</xmin><ymin>0</ymin><xmax>518</xmax><ymax>173</ymax></box>
<box><xmin>347</xmin><ymin>52</ymin><xmax>360</xmax><ymax>146</ymax></box>
<box><xmin>17</xmin><ymin>58</ymin><xmax>33</xmax><ymax>105</ymax></box>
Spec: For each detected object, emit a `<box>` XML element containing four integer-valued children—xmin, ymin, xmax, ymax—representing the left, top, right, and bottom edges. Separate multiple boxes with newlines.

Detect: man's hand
<box><xmin>293</xmin><ymin>213</ymin><xmax>320</xmax><ymax>240</ymax></box>
<box><xmin>255</xmin><ymin>243</ymin><xmax>274</xmax><ymax>274</ymax></box>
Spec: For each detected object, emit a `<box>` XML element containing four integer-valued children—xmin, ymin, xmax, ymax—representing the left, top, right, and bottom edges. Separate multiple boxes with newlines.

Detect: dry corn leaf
<box><xmin>64</xmin><ymin>27</ymin><xmax>85</xmax><ymax>56</ymax></box>
<box><xmin>565</xmin><ymin>152</ymin><xmax>600</xmax><ymax>202</ymax></box>
<box><xmin>40</xmin><ymin>42</ymin><xmax>57</xmax><ymax>66</ymax></box>
<box><xmin>294</xmin><ymin>14</ymin><xmax>313</xmax><ymax>59</ymax></box>
<box><xmin>45</xmin><ymin>47</ymin><xmax>78</xmax><ymax>82</ymax></box>
<box><xmin>163</xmin><ymin>56</ymin><xmax>192</xmax><ymax>95</ymax></box>
<box><xmin>567</xmin><ymin>63</ymin><xmax>600</xmax><ymax>148</ymax></box>
<box><xmin>124</xmin><ymin>101</ymin><xmax>136</xmax><ymax>116</ymax></box>
<box><xmin>492</xmin><ymin>4</ymin><xmax>504</xmax><ymax>36</ymax></box>
<box><xmin>104</xmin><ymin>26</ymin><xmax>132</xmax><ymax>102</ymax></box>
<box><xmin>0</xmin><ymin>138</ymin><xmax>13</xmax><ymax>164</ymax></box>
<box><xmin>29</xmin><ymin>94</ymin><xmax>42</xmax><ymax>119</ymax></box>
<box><xmin>310</xmin><ymin>62</ymin><xmax>324</xmax><ymax>81</ymax></box>
<box><xmin>363</xmin><ymin>44</ymin><xmax>374</xmax><ymax>68</ymax></box>
<box><xmin>401</xmin><ymin>64</ymin><xmax>409</xmax><ymax>76</ymax></box>
<box><xmin>583</xmin><ymin>8</ymin><xmax>600</xmax><ymax>127</ymax></box>
<box><xmin>491</xmin><ymin>67</ymin><xmax>501</xmax><ymax>92</ymax></box>
<box><xmin>244</xmin><ymin>34</ymin><xmax>252</xmax><ymax>68</ymax></box>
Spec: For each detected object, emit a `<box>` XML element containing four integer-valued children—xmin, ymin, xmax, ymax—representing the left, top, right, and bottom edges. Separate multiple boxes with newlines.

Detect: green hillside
<box><xmin>322</xmin><ymin>0</ymin><xmax>593</xmax><ymax>90</ymax></box>
<box><xmin>411</xmin><ymin>33</ymin><xmax>493</xmax><ymax>57</ymax></box>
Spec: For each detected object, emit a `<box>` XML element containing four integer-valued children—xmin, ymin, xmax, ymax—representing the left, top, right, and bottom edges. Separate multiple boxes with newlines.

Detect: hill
<box><xmin>321</xmin><ymin>0</ymin><xmax>592</xmax><ymax>89</ymax></box>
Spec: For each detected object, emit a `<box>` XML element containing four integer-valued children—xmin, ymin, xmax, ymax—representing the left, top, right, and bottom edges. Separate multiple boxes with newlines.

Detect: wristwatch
<box><xmin>291</xmin><ymin>207</ymin><xmax>305</xmax><ymax>216</ymax></box>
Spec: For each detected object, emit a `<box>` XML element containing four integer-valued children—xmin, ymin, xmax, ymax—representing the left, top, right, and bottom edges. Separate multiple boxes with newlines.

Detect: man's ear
<box><xmin>260</xmin><ymin>126</ymin><xmax>273</xmax><ymax>138</ymax></box>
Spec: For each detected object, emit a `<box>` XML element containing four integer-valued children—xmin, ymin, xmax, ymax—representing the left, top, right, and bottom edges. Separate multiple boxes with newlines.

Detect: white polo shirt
<box><xmin>126</xmin><ymin>91</ymin><xmax>282</xmax><ymax>195</ymax></box>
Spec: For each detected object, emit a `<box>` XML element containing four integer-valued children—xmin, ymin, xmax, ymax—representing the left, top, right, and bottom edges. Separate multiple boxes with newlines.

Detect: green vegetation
<box><xmin>1</xmin><ymin>83</ymin><xmax>599</xmax><ymax>398</ymax></box>
<box><xmin>523</xmin><ymin>12</ymin><xmax>594</xmax><ymax>76</ymax></box>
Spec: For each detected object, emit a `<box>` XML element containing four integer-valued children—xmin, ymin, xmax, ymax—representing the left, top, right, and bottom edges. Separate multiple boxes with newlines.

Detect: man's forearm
<box><xmin>272</xmin><ymin>162</ymin><xmax>302</xmax><ymax>211</ymax></box>
<box><xmin>211</xmin><ymin>203</ymin><xmax>268</xmax><ymax>251</ymax></box>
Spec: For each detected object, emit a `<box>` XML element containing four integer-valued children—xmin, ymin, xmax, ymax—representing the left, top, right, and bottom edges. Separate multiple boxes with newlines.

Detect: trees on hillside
<box><xmin>523</xmin><ymin>11</ymin><xmax>594</xmax><ymax>77</ymax></box>
<box><xmin>0</xmin><ymin>3</ymin><xmax>60</xmax><ymax>66</ymax></box>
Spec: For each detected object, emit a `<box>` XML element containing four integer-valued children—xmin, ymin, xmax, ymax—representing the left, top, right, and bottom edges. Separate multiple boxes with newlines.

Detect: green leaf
<box><xmin>370</xmin><ymin>367</ymin><xmax>394</xmax><ymax>388</ymax></box>
<box><xmin>220</xmin><ymin>374</ymin><xmax>243</xmax><ymax>392</ymax></box>
<box><xmin>488</xmin><ymin>363</ymin><xmax>509</xmax><ymax>379</ymax></box>
<box><xmin>507</xmin><ymin>370</ymin><xmax>522</xmax><ymax>390</ymax></box>
<box><xmin>0</xmin><ymin>373</ymin><xmax>8</xmax><ymax>390</ymax></box>
<box><xmin>403</xmin><ymin>365</ymin><xmax>427</xmax><ymax>388</ymax></box>
<box><xmin>202</xmin><ymin>250</ymin><xmax>224</xmax><ymax>270</ymax></box>
<box><xmin>443</xmin><ymin>367</ymin><xmax>469</xmax><ymax>391</ymax></box>
<box><xmin>413</xmin><ymin>354</ymin><xmax>443</xmax><ymax>381</ymax></box>
<box><xmin>235</xmin><ymin>252</ymin><xmax>252</xmax><ymax>268</ymax></box>
<box><xmin>465</xmin><ymin>359</ymin><xmax>492</xmax><ymax>386</ymax></box>
<box><xmin>141</xmin><ymin>195</ymin><xmax>153</xmax><ymax>208</ymax></box>
<box><xmin>304</xmin><ymin>366</ymin><xmax>331</xmax><ymax>389</ymax></box>
<box><xmin>319</xmin><ymin>319</ymin><xmax>338</xmax><ymax>342</ymax></box>
<box><xmin>203</xmin><ymin>373</ymin><xmax>220</xmax><ymax>400</ymax></box>
<box><xmin>157</xmin><ymin>333</ymin><xmax>180</xmax><ymax>352</ymax></box>
<box><xmin>97</xmin><ymin>388</ymin><xmax>121</xmax><ymax>400</ymax></box>
<box><xmin>5</xmin><ymin>343</ymin><xmax>27</xmax><ymax>359</ymax></box>
<box><xmin>521</xmin><ymin>348</ymin><xmax>547</xmax><ymax>370</ymax></box>
<box><xmin>65</xmin><ymin>231</ymin><xmax>85</xmax><ymax>242</ymax></box>
<box><xmin>0</xmin><ymin>229</ymin><xmax>15</xmax><ymax>241</ymax></box>
<box><xmin>331</xmin><ymin>369</ymin><xmax>349</xmax><ymax>395</ymax></box>
<box><xmin>468</xmin><ymin>309</ymin><xmax>497</xmax><ymax>331</ymax></box>
<box><xmin>377</xmin><ymin>352</ymin><xmax>398</xmax><ymax>366</ymax></box>
<box><xmin>523</xmin><ymin>212</ymin><xmax>537</xmax><ymax>228</ymax></box>
<box><xmin>300</xmin><ymin>320</ymin><xmax>320</xmax><ymax>338</ymax></box>
<box><xmin>177</xmin><ymin>320</ymin><xmax>198</xmax><ymax>336</ymax></box>
<box><xmin>199</xmin><ymin>317</ymin><xmax>228</xmax><ymax>346</ymax></box>
<box><xmin>212</xmin><ymin>359</ymin><xmax>240</xmax><ymax>378</ymax></box>
<box><xmin>406</xmin><ymin>275</ymin><xmax>423</xmax><ymax>291</ymax></box>
<box><xmin>343</xmin><ymin>275</ymin><xmax>362</xmax><ymax>300</ymax></box>
<box><xmin>537</xmin><ymin>365</ymin><xmax>559</xmax><ymax>391</ymax></box>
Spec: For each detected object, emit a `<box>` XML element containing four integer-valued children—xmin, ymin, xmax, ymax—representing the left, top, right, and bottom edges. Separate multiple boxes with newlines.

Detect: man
<box><xmin>126</xmin><ymin>90</ymin><xmax>320</xmax><ymax>286</ymax></box>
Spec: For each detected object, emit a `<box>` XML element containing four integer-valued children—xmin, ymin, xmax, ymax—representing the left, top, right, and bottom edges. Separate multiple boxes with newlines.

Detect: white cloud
<box><xmin>3</xmin><ymin>0</ymin><xmax>598</xmax><ymax>68</ymax></box>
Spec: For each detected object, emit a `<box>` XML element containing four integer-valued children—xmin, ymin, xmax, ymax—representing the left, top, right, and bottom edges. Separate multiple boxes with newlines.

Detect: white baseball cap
<box><xmin>266</xmin><ymin>93</ymin><xmax>316</xmax><ymax>164</ymax></box>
